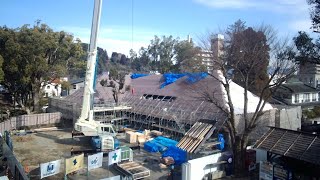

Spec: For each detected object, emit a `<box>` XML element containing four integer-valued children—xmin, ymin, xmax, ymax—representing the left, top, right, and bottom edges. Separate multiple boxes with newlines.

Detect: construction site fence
<box><xmin>0</xmin><ymin>112</ymin><xmax>61</xmax><ymax>134</ymax></box>
<box><xmin>2</xmin><ymin>138</ymin><xmax>29</xmax><ymax>180</ymax></box>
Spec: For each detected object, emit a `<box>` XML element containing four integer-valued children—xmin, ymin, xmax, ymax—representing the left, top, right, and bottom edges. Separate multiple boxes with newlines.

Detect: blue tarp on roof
<box><xmin>160</xmin><ymin>72</ymin><xmax>208</xmax><ymax>88</ymax></box>
<box><xmin>131</xmin><ymin>73</ymin><xmax>149</xmax><ymax>79</ymax></box>
<box><xmin>160</xmin><ymin>73</ymin><xmax>186</xmax><ymax>88</ymax></box>
<box><xmin>185</xmin><ymin>72</ymin><xmax>208</xmax><ymax>84</ymax></box>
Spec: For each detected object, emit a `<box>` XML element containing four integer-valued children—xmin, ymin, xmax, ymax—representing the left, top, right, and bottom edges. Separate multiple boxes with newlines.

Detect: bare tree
<box><xmin>108</xmin><ymin>67</ymin><xmax>129</xmax><ymax>105</ymax></box>
<box><xmin>198</xmin><ymin>20</ymin><xmax>298</xmax><ymax>176</ymax></box>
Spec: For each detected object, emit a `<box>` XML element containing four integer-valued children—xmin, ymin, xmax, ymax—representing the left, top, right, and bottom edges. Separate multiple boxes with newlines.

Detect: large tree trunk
<box><xmin>31</xmin><ymin>78</ymin><xmax>43</xmax><ymax>113</ymax></box>
<box><xmin>33</xmin><ymin>91</ymin><xmax>41</xmax><ymax>112</ymax></box>
<box><xmin>233</xmin><ymin>135</ymin><xmax>249</xmax><ymax>177</ymax></box>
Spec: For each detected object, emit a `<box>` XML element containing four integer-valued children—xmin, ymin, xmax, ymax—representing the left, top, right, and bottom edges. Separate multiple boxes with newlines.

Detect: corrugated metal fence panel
<box><xmin>3</xmin><ymin>139</ymin><xmax>29</xmax><ymax>180</ymax></box>
<box><xmin>0</xmin><ymin>112</ymin><xmax>61</xmax><ymax>134</ymax></box>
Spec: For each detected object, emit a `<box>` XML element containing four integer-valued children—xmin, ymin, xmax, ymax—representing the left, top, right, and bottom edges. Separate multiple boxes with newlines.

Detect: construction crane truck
<box><xmin>73</xmin><ymin>0</ymin><xmax>118</xmax><ymax>152</ymax></box>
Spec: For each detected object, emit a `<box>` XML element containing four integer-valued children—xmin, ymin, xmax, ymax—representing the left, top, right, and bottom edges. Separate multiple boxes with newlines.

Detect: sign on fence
<box><xmin>88</xmin><ymin>152</ymin><xmax>103</xmax><ymax>171</ymax></box>
<box><xmin>40</xmin><ymin>159</ymin><xmax>61</xmax><ymax>179</ymax></box>
<box><xmin>108</xmin><ymin>149</ymin><xmax>121</xmax><ymax>165</ymax></box>
<box><xmin>65</xmin><ymin>153</ymin><xmax>84</xmax><ymax>174</ymax></box>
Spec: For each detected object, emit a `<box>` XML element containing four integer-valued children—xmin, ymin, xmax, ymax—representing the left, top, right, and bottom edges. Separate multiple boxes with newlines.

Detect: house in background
<box><xmin>273</xmin><ymin>77</ymin><xmax>320</xmax><ymax>108</ymax></box>
<box><xmin>69</xmin><ymin>78</ymin><xmax>85</xmax><ymax>95</ymax></box>
<box><xmin>298</xmin><ymin>62</ymin><xmax>320</xmax><ymax>88</ymax></box>
<box><xmin>42</xmin><ymin>77</ymin><xmax>68</xmax><ymax>97</ymax></box>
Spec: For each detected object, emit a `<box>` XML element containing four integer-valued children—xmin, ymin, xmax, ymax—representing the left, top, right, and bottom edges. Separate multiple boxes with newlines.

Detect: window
<box><xmin>304</xmin><ymin>93</ymin><xmax>310</xmax><ymax>102</ymax></box>
<box><xmin>312</xmin><ymin>93</ymin><xmax>317</xmax><ymax>101</ymax></box>
<box><xmin>142</xmin><ymin>94</ymin><xmax>176</xmax><ymax>102</ymax></box>
<box><xmin>294</xmin><ymin>94</ymin><xmax>299</xmax><ymax>103</ymax></box>
<box><xmin>101</xmin><ymin>127</ymin><xmax>110</xmax><ymax>133</ymax></box>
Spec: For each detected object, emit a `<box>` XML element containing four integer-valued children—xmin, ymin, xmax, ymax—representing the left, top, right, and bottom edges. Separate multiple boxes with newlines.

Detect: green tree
<box><xmin>147</xmin><ymin>35</ymin><xmax>178</xmax><ymax>73</ymax></box>
<box><xmin>0</xmin><ymin>55</ymin><xmax>4</xmax><ymax>82</ymax></box>
<box><xmin>0</xmin><ymin>22</ymin><xmax>84</xmax><ymax>112</ymax></box>
<box><xmin>131</xmin><ymin>47</ymin><xmax>151</xmax><ymax>72</ymax></box>
<box><xmin>174</xmin><ymin>40</ymin><xmax>206</xmax><ymax>72</ymax></box>
<box><xmin>80</xmin><ymin>44</ymin><xmax>108</xmax><ymax>76</ymax></box>
<box><xmin>293</xmin><ymin>31</ymin><xmax>320</xmax><ymax>64</ymax></box>
<box><xmin>225</xmin><ymin>26</ymin><xmax>270</xmax><ymax>95</ymax></box>
<box><xmin>308</xmin><ymin>0</ymin><xmax>320</xmax><ymax>32</ymax></box>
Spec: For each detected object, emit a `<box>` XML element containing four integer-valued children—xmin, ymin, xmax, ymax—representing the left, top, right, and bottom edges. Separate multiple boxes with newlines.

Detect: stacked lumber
<box><xmin>123</xmin><ymin>127</ymin><xmax>136</xmax><ymax>132</ymax></box>
<box><xmin>126</xmin><ymin>131</ymin><xmax>151</xmax><ymax>144</ymax></box>
<box><xmin>136</xmin><ymin>132</ymin><xmax>146</xmax><ymax>144</ymax></box>
<box><xmin>117</xmin><ymin>161</ymin><xmax>151</xmax><ymax>180</ymax></box>
<box><xmin>177</xmin><ymin>122</ymin><xmax>214</xmax><ymax>153</ymax></box>
<box><xmin>126</xmin><ymin>131</ymin><xmax>137</xmax><ymax>143</ymax></box>
<box><xmin>144</xmin><ymin>129</ymin><xmax>151</xmax><ymax>136</ymax></box>
<box><xmin>150</xmin><ymin>130</ymin><xmax>163</xmax><ymax>136</ymax></box>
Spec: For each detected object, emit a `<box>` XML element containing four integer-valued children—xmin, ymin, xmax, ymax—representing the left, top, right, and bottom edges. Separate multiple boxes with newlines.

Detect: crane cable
<box><xmin>131</xmin><ymin>0</ymin><xmax>134</xmax><ymax>51</ymax></box>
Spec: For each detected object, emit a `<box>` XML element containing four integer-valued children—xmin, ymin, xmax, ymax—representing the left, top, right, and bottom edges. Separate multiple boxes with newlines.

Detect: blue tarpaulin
<box><xmin>159</xmin><ymin>72</ymin><xmax>208</xmax><ymax>88</ymax></box>
<box><xmin>217</xmin><ymin>134</ymin><xmax>225</xmax><ymax>150</ymax></box>
<box><xmin>185</xmin><ymin>72</ymin><xmax>208</xmax><ymax>84</ymax></box>
<box><xmin>153</xmin><ymin>136</ymin><xmax>178</xmax><ymax>147</ymax></box>
<box><xmin>162</xmin><ymin>146</ymin><xmax>187</xmax><ymax>165</ymax></box>
<box><xmin>131</xmin><ymin>73</ymin><xmax>149</xmax><ymax>79</ymax></box>
<box><xmin>143</xmin><ymin>136</ymin><xmax>178</xmax><ymax>153</ymax></box>
<box><xmin>160</xmin><ymin>73</ymin><xmax>186</xmax><ymax>88</ymax></box>
<box><xmin>144</xmin><ymin>141</ymin><xmax>166</xmax><ymax>152</ymax></box>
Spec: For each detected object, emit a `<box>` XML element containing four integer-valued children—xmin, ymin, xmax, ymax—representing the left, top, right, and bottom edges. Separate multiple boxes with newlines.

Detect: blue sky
<box><xmin>0</xmin><ymin>0</ymin><xmax>312</xmax><ymax>55</ymax></box>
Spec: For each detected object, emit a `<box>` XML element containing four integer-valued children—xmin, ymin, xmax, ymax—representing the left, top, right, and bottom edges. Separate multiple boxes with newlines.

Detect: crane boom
<box><xmin>79</xmin><ymin>0</ymin><xmax>102</xmax><ymax>123</ymax></box>
<box><xmin>74</xmin><ymin>0</ymin><xmax>118</xmax><ymax>137</ymax></box>
<box><xmin>74</xmin><ymin>0</ymin><xmax>131</xmax><ymax>137</ymax></box>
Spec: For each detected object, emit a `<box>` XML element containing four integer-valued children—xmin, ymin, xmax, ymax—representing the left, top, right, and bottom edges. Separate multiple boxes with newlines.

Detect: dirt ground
<box><xmin>11</xmin><ymin>129</ymin><xmax>170</xmax><ymax>180</ymax></box>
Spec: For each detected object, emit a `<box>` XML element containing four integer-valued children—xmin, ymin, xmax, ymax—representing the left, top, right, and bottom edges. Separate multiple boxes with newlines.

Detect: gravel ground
<box><xmin>12</xmin><ymin>129</ymin><xmax>170</xmax><ymax>180</ymax></box>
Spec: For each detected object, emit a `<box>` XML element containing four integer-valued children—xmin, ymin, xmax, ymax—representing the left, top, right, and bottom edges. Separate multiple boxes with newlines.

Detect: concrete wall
<box><xmin>234</xmin><ymin>106</ymin><xmax>301</xmax><ymax>143</ymax></box>
<box><xmin>275</xmin><ymin>106</ymin><xmax>301</xmax><ymax>131</ymax></box>
<box><xmin>182</xmin><ymin>153</ymin><xmax>222</xmax><ymax>180</ymax></box>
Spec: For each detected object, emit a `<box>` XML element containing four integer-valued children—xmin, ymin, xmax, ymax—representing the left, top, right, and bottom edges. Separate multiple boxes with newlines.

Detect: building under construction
<box><xmin>48</xmin><ymin>72</ymin><xmax>228</xmax><ymax>139</ymax></box>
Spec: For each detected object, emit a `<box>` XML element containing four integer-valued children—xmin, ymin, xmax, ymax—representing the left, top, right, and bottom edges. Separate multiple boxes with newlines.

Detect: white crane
<box><xmin>74</xmin><ymin>0</ymin><xmax>117</xmax><ymax>137</ymax></box>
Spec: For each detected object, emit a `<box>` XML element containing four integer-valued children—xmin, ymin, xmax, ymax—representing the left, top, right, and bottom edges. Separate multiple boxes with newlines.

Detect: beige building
<box><xmin>200</xmin><ymin>34</ymin><xmax>224</xmax><ymax>74</ymax></box>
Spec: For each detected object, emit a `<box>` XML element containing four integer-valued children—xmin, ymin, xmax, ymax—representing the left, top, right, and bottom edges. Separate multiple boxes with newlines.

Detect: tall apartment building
<box><xmin>299</xmin><ymin>62</ymin><xmax>320</xmax><ymax>88</ymax></box>
<box><xmin>200</xmin><ymin>34</ymin><xmax>224</xmax><ymax>74</ymax></box>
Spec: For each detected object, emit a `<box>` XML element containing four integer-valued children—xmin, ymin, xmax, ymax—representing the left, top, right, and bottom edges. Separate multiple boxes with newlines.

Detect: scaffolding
<box><xmin>49</xmin><ymin>84</ymin><xmax>227</xmax><ymax>139</ymax></box>
<box><xmin>120</xmin><ymin>87</ymin><xmax>227</xmax><ymax>139</ymax></box>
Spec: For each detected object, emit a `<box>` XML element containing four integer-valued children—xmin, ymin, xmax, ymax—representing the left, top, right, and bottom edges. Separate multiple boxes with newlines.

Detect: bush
<box><xmin>10</xmin><ymin>109</ymin><xmax>27</xmax><ymax>117</ymax></box>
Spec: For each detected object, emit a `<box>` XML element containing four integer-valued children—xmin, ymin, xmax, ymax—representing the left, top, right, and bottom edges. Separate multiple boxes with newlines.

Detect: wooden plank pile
<box><xmin>117</xmin><ymin>161</ymin><xmax>151</xmax><ymax>180</ymax></box>
<box><xmin>177</xmin><ymin>122</ymin><xmax>215</xmax><ymax>153</ymax></box>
